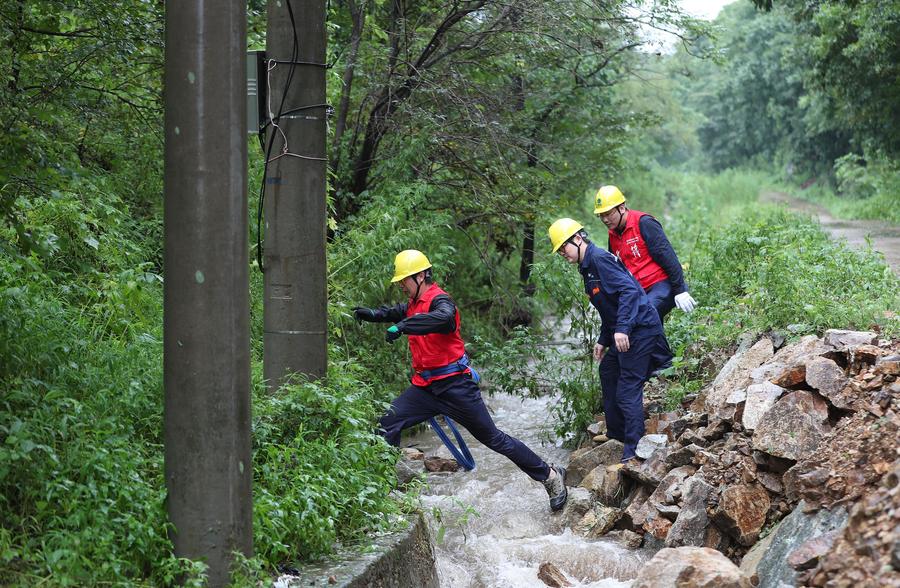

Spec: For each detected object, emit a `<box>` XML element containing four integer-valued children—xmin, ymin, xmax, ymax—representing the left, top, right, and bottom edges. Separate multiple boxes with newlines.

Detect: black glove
<box><xmin>385</xmin><ymin>325</ymin><xmax>401</xmax><ymax>343</ymax></box>
<box><xmin>353</xmin><ymin>306</ymin><xmax>376</xmax><ymax>323</ymax></box>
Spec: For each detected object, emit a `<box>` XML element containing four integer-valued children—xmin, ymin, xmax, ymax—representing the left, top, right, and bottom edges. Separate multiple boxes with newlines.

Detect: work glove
<box><xmin>353</xmin><ymin>306</ymin><xmax>376</xmax><ymax>323</ymax></box>
<box><xmin>674</xmin><ymin>292</ymin><xmax>697</xmax><ymax>313</ymax></box>
<box><xmin>385</xmin><ymin>325</ymin><xmax>401</xmax><ymax>343</ymax></box>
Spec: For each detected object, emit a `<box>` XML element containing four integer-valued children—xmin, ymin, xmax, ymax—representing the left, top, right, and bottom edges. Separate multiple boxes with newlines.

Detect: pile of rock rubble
<box><xmin>555</xmin><ymin>328</ymin><xmax>900</xmax><ymax>587</ymax></box>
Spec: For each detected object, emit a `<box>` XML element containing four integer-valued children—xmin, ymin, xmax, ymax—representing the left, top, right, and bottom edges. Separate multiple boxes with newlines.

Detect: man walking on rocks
<box><xmin>549</xmin><ymin>219</ymin><xmax>673</xmax><ymax>462</ymax></box>
<box><xmin>594</xmin><ymin>185</ymin><xmax>697</xmax><ymax>322</ymax></box>
<box><xmin>353</xmin><ymin>249</ymin><xmax>568</xmax><ymax>511</ymax></box>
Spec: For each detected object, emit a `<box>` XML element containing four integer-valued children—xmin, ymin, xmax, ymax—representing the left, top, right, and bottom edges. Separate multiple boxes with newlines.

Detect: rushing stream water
<box><xmin>405</xmin><ymin>391</ymin><xmax>654</xmax><ymax>588</ymax></box>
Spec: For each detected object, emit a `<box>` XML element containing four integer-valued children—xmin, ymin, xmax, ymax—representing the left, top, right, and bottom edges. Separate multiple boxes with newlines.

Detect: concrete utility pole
<box><xmin>163</xmin><ymin>0</ymin><xmax>252</xmax><ymax>584</ymax></box>
<box><xmin>263</xmin><ymin>0</ymin><xmax>328</xmax><ymax>389</ymax></box>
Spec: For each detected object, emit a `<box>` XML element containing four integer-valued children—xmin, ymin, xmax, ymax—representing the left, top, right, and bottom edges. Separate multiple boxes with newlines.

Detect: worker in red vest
<box><xmin>594</xmin><ymin>185</ymin><xmax>697</xmax><ymax>322</ymax></box>
<box><xmin>353</xmin><ymin>250</ymin><xmax>568</xmax><ymax>511</ymax></box>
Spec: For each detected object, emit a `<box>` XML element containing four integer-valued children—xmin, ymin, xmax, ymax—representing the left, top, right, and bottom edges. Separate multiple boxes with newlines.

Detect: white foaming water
<box><xmin>406</xmin><ymin>392</ymin><xmax>651</xmax><ymax>588</ymax></box>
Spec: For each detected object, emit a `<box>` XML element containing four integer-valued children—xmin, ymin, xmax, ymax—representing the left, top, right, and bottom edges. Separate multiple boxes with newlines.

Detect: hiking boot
<box><xmin>542</xmin><ymin>464</ymin><xmax>568</xmax><ymax>512</ymax></box>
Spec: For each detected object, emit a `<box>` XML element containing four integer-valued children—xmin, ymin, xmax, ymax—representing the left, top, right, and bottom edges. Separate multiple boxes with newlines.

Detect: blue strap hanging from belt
<box><xmin>428</xmin><ymin>415</ymin><xmax>476</xmax><ymax>470</ymax></box>
<box><xmin>425</xmin><ymin>355</ymin><xmax>480</xmax><ymax>471</ymax></box>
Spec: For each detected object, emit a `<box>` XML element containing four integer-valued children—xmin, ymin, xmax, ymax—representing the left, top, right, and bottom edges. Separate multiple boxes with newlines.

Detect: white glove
<box><xmin>674</xmin><ymin>292</ymin><xmax>697</xmax><ymax>313</ymax></box>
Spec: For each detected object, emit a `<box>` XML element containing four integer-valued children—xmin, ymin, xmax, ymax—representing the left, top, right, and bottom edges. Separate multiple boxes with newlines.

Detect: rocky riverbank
<box><xmin>551</xmin><ymin>328</ymin><xmax>899</xmax><ymax>587</ymax></box>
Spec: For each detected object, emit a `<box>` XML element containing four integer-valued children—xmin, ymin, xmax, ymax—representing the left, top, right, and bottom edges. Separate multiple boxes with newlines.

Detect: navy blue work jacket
<box><xmin>578</xmin><ymin>242</ymin><xmax>663</xmax><ymax>348</ymax></box>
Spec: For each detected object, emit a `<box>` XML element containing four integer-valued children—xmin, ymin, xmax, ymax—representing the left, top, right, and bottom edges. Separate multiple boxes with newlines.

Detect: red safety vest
<box><xmin>407</xmin><ymin>283</ymin><xmax>469</xmax><ymax>386</ymax></box>
<box><xmin>608</xmin><ymin>210</ymin><xmax>669</xmax><ymax>290</ymax></box>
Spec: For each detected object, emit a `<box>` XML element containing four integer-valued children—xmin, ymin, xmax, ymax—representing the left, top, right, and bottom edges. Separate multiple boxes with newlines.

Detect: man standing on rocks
<box><xmin>353</xmin><ymin>249</ymin><xmax>568</xmax><ymax>511</ymax></box>
<box><xmin>548</xmin><ymin>219</ymin><xmax>673</xmax><ymax>462</ymax></box>
<box><xmin>594</xmin><ymin>185</ymin><xmax>697</xmax><ymax>322</ymax></box>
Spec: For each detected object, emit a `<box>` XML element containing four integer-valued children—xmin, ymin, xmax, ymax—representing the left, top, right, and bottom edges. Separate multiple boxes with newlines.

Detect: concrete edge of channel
<box><xmin>284</xmin><ymin>511</ymin><xmax>439</xmax><ymax>588</ymax></box>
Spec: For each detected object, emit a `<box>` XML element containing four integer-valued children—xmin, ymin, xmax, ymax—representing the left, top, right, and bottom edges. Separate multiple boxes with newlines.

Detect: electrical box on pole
<box><xmin>247</xmin><ymin>50</ymin><xmax>267</xmax><ymax>137</ymax></box>
<box><xmin>164</xmin><ymin>0</ymin><xmax>252</xmax><ymax>584</ymax></box>
<box><xmin>262</xmin><ymin>0</ymin><xmax>328</xmax><ymax>389</ymax></box>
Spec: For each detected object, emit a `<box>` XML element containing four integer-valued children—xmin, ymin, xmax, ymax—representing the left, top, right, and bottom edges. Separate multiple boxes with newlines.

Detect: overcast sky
<box><xmin>678</xmin><ymin>0</ymin><xmax>737</xmax><ymax>20</ymax></box>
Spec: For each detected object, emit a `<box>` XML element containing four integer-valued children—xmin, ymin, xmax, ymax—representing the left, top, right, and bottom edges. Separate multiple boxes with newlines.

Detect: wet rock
<box><xmin>848</xmin><ymin>344</ymin><xmax>883</xmax><ymax>365</ymax></box>
<box><xmin>401</xmin><ymin>447</ymin><xmax>425</xmax><ymax>460</ymax></box>
<box><xmin>739</xmin><ymin>521</ymin><xmax>778</xmax><ymax>580</ymax></box>
<box><xmin>666</xmin><ymin>475</ymin><xmax>713</xmax><ymax>548</ymax></box>
<box><xmin>597</xmin><ymin>462</ymin><xmax>627</xmax><ymax>507</ymax></box>
<box><xmin>805</xmin><ymin>356</ymin><xmax>849</xmax><ymax>408</ymax></box>
<box><xmin>559</xmin><ymin>487</ymin><xmax>592</xmax><ymax>529</ymax></box>
<box><xmin>424</xmin><ymin>456</ymin><xmax>460</xmax><ymax>472</ymax></box>
<box><xmin>876</xmin><ymin>353</ymin><xmax>900</xmax><ymax>376</ymax></box>
<box><xmin>751</xmin><ymin>500</ymin><xmax>849</xmax><ymax>588</ymax></box>
<box><xmin>787</xmin><ymin>530</ymin><xmax>840</xmax><ymax>570</ymax></box>
<box><xmin>665</xmin><ymin>444</ymin><xmax>700</xmax><ymax>467</ymax></box>
<box><xmin>771</xmin><ymin>363</ymin><xmax>807</xmax><ymax>388</ymax></box>
<box><xmin>742</xmin><ymin>381</ymin><xmax>786</xmax><ymax>431</ymax></box>
<box><xmin>705</xmin><ymin>337</ymin><xmax>774</xmax><ymax>413</ymax></box>
<box><xmin>606</xmin><ymin>529</ymin><xmax>643</xmax><ymax>549</ymax></box>
<box><xmin>756</xmin><ymin>470</ymin><xmax>784</xmax><ymax>494</ymax></box>
<box><xmin>647</xmin><ymin>466</ymin><xmax>696</xmax><ymax>511</ymax></box>
<box><xmin>643</xmin><ymin>516</ymin><xmax>672</xmax><ymax>541</ymax></box>
<box><xmin>635</xmin><ymin>434</ymin><xmax>668</xmax><ymax>459</ymax></box>
<box><xmin>656</xmin><ymin>503</ymin><xmax>681</xmax><ymax>521</ymax></box>
<box><xmin>712</xmin><ymin>484</ymin><xmax>770</xmax><ymax>546</ymax></box>
<box><xmin>574</xmin><ymin>505</ymin><xmax>621</xmax><ymax>538</ymax></box>
<box><xmin>622</xmin><ymin>448</ymin><xmax>670</xmax><ymax>486</ymax></box>
<box><xmin>632</xmin><ymin>547</ymin><xmax>753</xmax><ymax>588</ymax></box>
<box><xmin>751</xmin><ymin>390</ymin><xmax>831</xmax><ymax>461</ymax></box>
<box><xmin>566</xmin><ymin>440</ymin><xmax>623</xmax><ymax>486</ymax></box>
<box><xmin>578</xmin><ymin>464</ymin><xmax>606</xmax><ymax>494</ymax></box>
<box><xmin>537</xmin><ymin>562</ymin><xmax>572</xmax><ymax>587</ymax></box>
<box><xmin>621</xmin><ymin>485</ymin><xmax>653</xmax><ymax>530</ymax></box>
<box><xmin>824</xmin><ymin>329</ymin><xmax>878</xmax><ymax>348</ymax></box>
<box><xmin>396</xmin><ymin>457</ymin><xmax>426</xmax><ymax>486</ymax></box>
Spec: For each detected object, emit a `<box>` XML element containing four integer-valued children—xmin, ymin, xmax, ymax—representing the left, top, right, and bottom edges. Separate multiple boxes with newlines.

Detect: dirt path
<box><xmin>762</xmin><ymin>191</ymin><xmax>900</xmax><ymax>276</ymax></box>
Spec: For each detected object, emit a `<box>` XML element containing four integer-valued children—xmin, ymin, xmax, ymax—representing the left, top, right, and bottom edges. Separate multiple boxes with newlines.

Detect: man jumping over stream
<box><xmin>353</xmin><ymin>249</ymin><xmax>568</xmax><ymax>511</ymax></box>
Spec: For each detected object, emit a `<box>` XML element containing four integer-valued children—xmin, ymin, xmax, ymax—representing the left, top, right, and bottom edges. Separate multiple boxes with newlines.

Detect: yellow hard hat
<box><xmin>548</xmin><ymin>218</ymin><xmax>584</xmax><ymax>253</ymax></box>
<box><xmin>594</xmin><ymin>185</ymin><xmax>626</xmax><ymax>214</ymax></box>
<box><xmin>391</xmin><ymin>250</ymin><xmax>432</xmax><ymax>282</ymax></box>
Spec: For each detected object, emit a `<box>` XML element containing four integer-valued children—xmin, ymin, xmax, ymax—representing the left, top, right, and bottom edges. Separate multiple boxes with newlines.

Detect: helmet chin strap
<box><xmin>613</xmin><ymin>206</ymin><xmax>626</xmax><ymax>232</ymax></box>
<box><xmin>411</xmin><ymin>274</ymin><xmax>424</xmax><ymax>301</ymax></box>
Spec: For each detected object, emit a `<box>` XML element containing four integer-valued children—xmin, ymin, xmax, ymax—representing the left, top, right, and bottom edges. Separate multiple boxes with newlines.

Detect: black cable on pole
<box><xmin>256</xmin><ymin>0</ymin><xmax>302</xmax><ymax>273</ymax></box>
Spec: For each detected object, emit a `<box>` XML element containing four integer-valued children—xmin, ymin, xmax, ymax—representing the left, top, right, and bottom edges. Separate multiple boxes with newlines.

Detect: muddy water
<box><xmin>404</xmin><ymin>392</ymin><xmax>654</xmax><ymax>588</ymax></box>
<box><xmin>763</xmin><ymin>191</ymin><xmax>900</xmax><ymax>275</ymax></box>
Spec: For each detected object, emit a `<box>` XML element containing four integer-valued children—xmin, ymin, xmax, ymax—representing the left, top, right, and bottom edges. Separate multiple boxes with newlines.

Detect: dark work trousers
<box><xmin>378</xmin><ymin>373</ymin><xmax>551</xmax><ymax>481</ymax></box>
<box><xmin>599</xmin><ymin>333</ymin><xmax>672</xmax><ymax>461</ymax></box>
<box><xmin>645</xmin><ymin>280</ymin><xmax>676</xmax><ymax>322</ymax></box>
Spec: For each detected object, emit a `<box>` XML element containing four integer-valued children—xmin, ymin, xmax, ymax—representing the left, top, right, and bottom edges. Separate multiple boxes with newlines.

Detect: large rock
<box><xmin>711</xmin><ymin>484</ymin><xmax>770</xmax><ymax>546</ymax></box>
<box><xmin>623</xmin><ymin>447</ymin><xmax>671</xmax><ymax>486</ymax></box>
<box><xmin>751</xmin><ymin>391</ymin><xmax>831</xmax><ymax>461</ymax></box>
<box><xmin>597</xmin><ymin>463</ymin><xmax>626</xmax><ymax>506</ymax></box>
<box><xmin>742</xmin><ymin>382</ymin><xmax>786</xmax><ymax>431</ymax></box>
<box><xmin>824</xmin><ymin>329</ymin><xmax>878</xmax><ymax>348</ymax></box>
<box><xmin>666</xmin><ymin>475</ymin><xmax>713</xmax><ymax>548</ymax></box>
<box><xmin>636</xmin><ymin>434</ymin><xmax>668</xmax><ymax>459</ymax></box>
<box><xmin>566</xmin><ymin>440</ymin><xmax>623</xmax><ymax>486</ymax></box>
<box><xmin>558</xmin><ymin>487</ymin><xmax>593</xmax><ymax>530</ymax></box>
<box><xmin>705</xmin><ymin>338</ymin><xmax>774</xmax><ymax>412</ymax></box>
<box><xmin>647</xmin><ymin>466</ymin><xmax>696</xmax><ymax>514</ymax></box>
<box><xmin>747</xmin><ymin>500</ymin><xmax>848</xmax><ymax>588</ymax></box>
<box><xmin>537</xmin><ymin>562</ymin><xmax>572</xmax><ymax>587</ymax></box>
<box><xmin>632</xmin><ymin>547</ymin><xmax>753</xmax><ymax>588</ymax></box>
<box><xmin>804</xmin><ymin>356</ymin><xmax>850</xmax><ymax>408</ymax></box>
<box><xmin>573</xmin><ymin>504</ymin><xmax>621</xmax><ymax>539</ymax></box>
<box><xmin>579</xmin><ymin>464</ymin><xmax>606</xmax><ymax>494</ymax></box>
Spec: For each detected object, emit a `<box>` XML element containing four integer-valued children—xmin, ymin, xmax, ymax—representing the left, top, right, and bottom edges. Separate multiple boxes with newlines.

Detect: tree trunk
<box><xmin>330</xmin><ymin>0</ymin><xmax>367</xmax><ymax>172</ymax></box>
